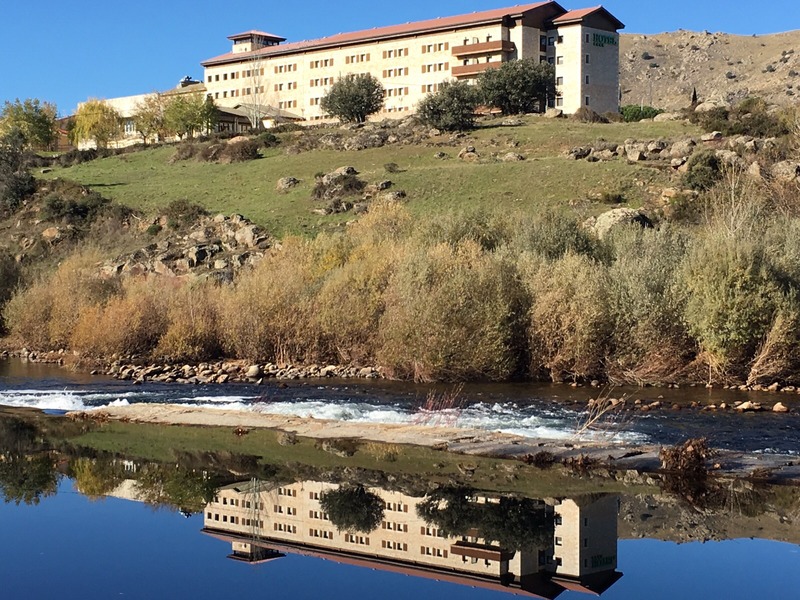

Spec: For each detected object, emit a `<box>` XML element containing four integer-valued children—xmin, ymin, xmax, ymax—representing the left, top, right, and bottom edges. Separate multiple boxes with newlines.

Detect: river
<box><xmin>1</xmin><ymin>357</ymin><xmax>799</xmax><ymax>456</ymax></box>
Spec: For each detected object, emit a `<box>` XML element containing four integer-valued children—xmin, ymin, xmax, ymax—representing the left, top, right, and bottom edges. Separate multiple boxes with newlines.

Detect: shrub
<box><xmin>525</xmin><ymin>252</ymin><xmax>612</xmax><ymax>381</ymax></box>
<box><xmin>416</xmin><ymin>80</ymin><xmax>480</xmax><ymax>131</ymax></box>
<box><xmin>571</xmin><ymin>107</ymin><xmax>609</xmax><ymax>123</ymax></box>
<box><xmin>682</xmin><ymin>149</ymin><xmax>721</xmax><ymax>191</ymax></box>
<box><xmin>154</xmin><ymin>281</ymin><xmax>222</xmax><ymax>361</ymax></box>
<box><xmin>170</xmin><ymin>142</ymin><xmax>200</xmax><ymax>162</ymax></box>
<box><xmin>218</xmin><ymin>139</ymin><xmax>261</xmax><ymax>163</ymax></box>
<box><xmin>41</xmin><ymin>190</ymin><xmax>110</xmax><ymax>224</ymax></box>
<box><xmin>679</xmin><ymin>233</ymin><xmax>781</xmax><ymax>369</ymax></box>
<box><xmin>377</xmin><ymin>240</ymin><xmax>527</xmax><ymax>381</ymax></box>
<box><xmin>620</xmin><ymin>105</ymin><xmax>663</xmax><ymax>122</ymax></box>
<box><xmin>383</xmin><ymin>162</ymin><xmax>401</xmax><ymax>174</ymax></box>
<box><xmin>257</xmin><ymin>131</ymin><xmax>280</xmax><ymax>148</ymax></box>
<box><xmin>0</xmin><ymin>251</ymin><xmax>21</xmax><ymax>334</ymax></box>
<box><xmin>163</xmin><ymin>198</ymin><xmax>208</xmax><ymax>230</ymax></box>
<box><xmin>690</xmin><ymin>97</ymin><xmax>789</xmax><ymax>137</ymax></box>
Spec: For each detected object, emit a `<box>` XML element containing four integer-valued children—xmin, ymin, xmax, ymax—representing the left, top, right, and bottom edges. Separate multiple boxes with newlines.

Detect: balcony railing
<box><xmin>451</xmin><ymin>61</ymin><xmax>503</xmax><ymax>78</ymax></box>
<box><xmin>451</xmin><ymin>40</ymin><xmax>515</xmax><ymax>58</ymax></box>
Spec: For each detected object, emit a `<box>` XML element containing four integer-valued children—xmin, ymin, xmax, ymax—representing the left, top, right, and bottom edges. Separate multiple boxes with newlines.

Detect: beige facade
<box><xmin>201</xmin><ymin>2</ymin><xmax>624</xmax><ymax>122</ymax></box>
<box><xmin>202</xmin><ymin>480</ymin><xmax>621</xmax><ymax>597</ymax></box>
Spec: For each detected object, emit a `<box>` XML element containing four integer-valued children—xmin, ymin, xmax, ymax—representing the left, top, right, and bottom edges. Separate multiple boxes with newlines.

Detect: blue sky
<box><xmin>2</xmin><ymin>0</ymin><xmax>796</xmax><ymax>115</ymax></box>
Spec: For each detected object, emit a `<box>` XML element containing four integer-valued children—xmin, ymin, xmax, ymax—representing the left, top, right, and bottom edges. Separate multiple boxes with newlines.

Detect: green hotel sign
<box><xmin>592</xmin><ymin>33</ymin><xmax>617</xmax><ymax>47</ymax></box>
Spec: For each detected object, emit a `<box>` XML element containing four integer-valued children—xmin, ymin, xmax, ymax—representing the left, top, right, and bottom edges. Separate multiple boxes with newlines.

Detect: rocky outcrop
<box><xmin>586</xmin><ymin>207</ymin><xmax>653</xmax><ymax>239</ymax></box>
<box><xmin>98</xmin><ymin>213</ymin><xmax>270</xmax><ymax>281</ymax></box>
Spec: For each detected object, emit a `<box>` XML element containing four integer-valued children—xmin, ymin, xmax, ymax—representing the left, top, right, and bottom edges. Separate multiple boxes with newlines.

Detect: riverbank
<box><xmin>76</xmin><ymin>403</ymin><xmax>800</xmax><ymax>484</ymax></box>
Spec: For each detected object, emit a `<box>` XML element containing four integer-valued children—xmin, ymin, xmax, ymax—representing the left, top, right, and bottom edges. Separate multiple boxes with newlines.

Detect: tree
<box><xmin>319</xmin><ymin>485</ymin><xmax>384</xmax><ymax>533</ymax></box>
<box><xmin>0</xmin><ymin>129</ymin><xmax>36</xmax><ymax>214</ymax></box>
<box><xmin>478</xmin><ymin>59</ymin><xmax>555</xmax><ymax>115</ymax></box>
<box><xmin>417</xmin><ymin>80</ymin><xmax>480</xmax><ymax>131</ymax></box>
<box><xmin>132</xmin><ymin>93</ymin><xmax>167</xmax><ymax>144</ymax></box>
<box><xmin>164</xmin><ymin>92</ymin><xmax>217</xmax><ymax>140</ymax></box>
<box><xmin>0</xmin><ymin>98</ymin><xmax>58</xmax><ymax>150</ymax></box>
<box><xmin>71</xmin><ymin>99</ymin><xmax>121</xmax><ymax>149</ymax></box>
<box><xmin>320</xmin><ymin>73</ymin><xmax>384</xmax><ymax>124</ymax></box>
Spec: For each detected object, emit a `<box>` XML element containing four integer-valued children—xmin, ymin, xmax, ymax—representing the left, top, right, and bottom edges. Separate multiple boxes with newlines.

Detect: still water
<box><xmin>1</xmin><ymin>474</ymin><xmax>799</xmax><ymax>600</ymax></box>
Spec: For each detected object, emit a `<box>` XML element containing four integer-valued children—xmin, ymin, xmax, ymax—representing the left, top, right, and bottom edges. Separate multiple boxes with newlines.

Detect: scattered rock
<box><xmin>773</xmin><ymin>402</ymin><xmax>790</xmax><ymax>413</ymax></box>
<box><xmin>588</xmin><ymin>208</ymin><xmax>653</xmax><ymax>239</ymax></box>
<box><xmin>276</xmin><ymin>176</ymin><xmax>300</xmax><ymax>191</ymax></box>
<box><xmin>701</xmin><ymin>131</ymin><xmax>723</xmax><ymax>141</ymax></box>
<box><xmin>502</xmin><ymin>152</ymin><xmax>526</xmax><ymax>162</ymax></box>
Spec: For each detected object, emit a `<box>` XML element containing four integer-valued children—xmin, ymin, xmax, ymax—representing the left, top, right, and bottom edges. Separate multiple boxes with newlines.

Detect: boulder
<box><xmin>747</xmin><ymin>161</ymin><xmax>764</xmax><ymax>180</ymax></box>
<box><xmin>653</xmin><ymin>112</ymin><xmax>683</xmax><ymax>122</ymax></box>
<box><xmin>773</xmin><ymin>402</ymin><xmax>790</xmax><ymax>413</ymax></box>
<box><xmin>771</xmin><ymin>161</ymin><xmax>800</xmax><ymax>183</ymax></box>
<box><xmin>502</xmin><ymin>152</ymin><xmax>526</xmax><ymax>162</ymax></box>
<box><xmin>458</xmin><ymin>146</ymin><xmax>479</xmax><ymax>161</ymax></box>
<box><xmin>545</xmin><ymin>108</ymin><xmax>563</xmax><ymax>118</ymax></box>
<box><xmin>277</xmin><ymin>176</ymin><xmax>300</xmax><ymax>191</ymax></box>
<box><xmin>714</xmin><ymin>149</ymin><xmax>745</xmax><ymax>169</ymax></box>
<box><xmin>566</xmin><ymin>146</ymin><xmax>592</xmax><ymax>160</ymax></box>
<box><xmin>701</xmin><ymin>131</ymin><xmax>723</xmax><ymax>142</ymax></box>
<box><xmin>695</xmin><ymin>101</ymin><xmax>727</xmax><ymax>112</ymax></box>
<box><xmin>670</xmin><ymin>138</ymin><xmax>697</xmax><ymax>158</ymax></box>
<box><xmin>589</xmin><ymin>208</ymin><xmax>653</xmax><ymax>239</ymax></box>
<box><xmin>245</xmin><ymin>364</ymin><xmax>262</xmax><ymax>379</ymax></box>
<box><xmin>41</xmin><ymin>227</ymin><xmax>62</xmax><ymax>243</ymax></box>
<box><xmin>501</xmin><ymin>118</ymin><xmax>523</xmax><ymax>127</ymax></box>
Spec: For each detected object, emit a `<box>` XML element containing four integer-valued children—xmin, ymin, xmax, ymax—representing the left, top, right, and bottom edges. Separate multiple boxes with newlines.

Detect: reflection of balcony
<box><xmin>450</xmin><ymin>541</ymin><xmax>515</xmax><ymax>562</ymax></box>
<box><xmin>452</xmin><ymin>61</ymin><xmax>504</xmax><ymax>78</ymax></box>
<box><xmin>451</xmin><ymin>40</ymin><xmax>515</xmax><ymax>58</ymax></box>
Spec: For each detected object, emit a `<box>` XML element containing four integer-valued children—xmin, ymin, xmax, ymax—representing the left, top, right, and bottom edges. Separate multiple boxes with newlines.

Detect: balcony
<box><xmin>451</xmin><ymin>40</ymin><xmax>516</xmax><ymax>58</ymax></box>
<box><xmin>451</xmin><ymin>61</ymin><xmax>503</xmax><ymax>78</ymax></box>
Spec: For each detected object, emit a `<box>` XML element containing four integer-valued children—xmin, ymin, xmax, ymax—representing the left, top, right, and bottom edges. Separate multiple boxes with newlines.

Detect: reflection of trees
<box><xmin>0</xmin><ymin>454</ymin><xmax>59</xmax><ymax>505</ymax></box>
<box><xmin>70</xmin><ymin>457</ymin><xmax>125</xmax><ymax>500</ymax></box>
<box><xmin>0</xmin><ymin>417</ymin><xmax>59</xmax><ymax>505</ymax></box>
<box><xmin>417</xmin><ymin>487</ymin><xmax>554</xmax><ymax>551</ymax></box>
<box><xmin>134</xmin><ymin>464</ymin><xmax>216</xmax><ymax>513</ymax></box>
<box><xmin>320</xmin><ymin>485</ymin><xmax>385</xmax><ymax>533</ymax></box>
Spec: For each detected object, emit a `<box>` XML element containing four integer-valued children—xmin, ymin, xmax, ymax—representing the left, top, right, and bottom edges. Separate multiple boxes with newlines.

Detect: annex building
<box><xmin>201</xmin><ymin>1</ymin><xmax>624</xmax><ymax>122</ymax></box>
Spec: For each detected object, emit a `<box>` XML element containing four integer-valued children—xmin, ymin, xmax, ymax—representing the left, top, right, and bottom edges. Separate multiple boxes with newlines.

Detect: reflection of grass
<box><xmin>65</xmin><ymin>419</ymin><xmax>653</xmax><ymax>497</ymax></box>
<box><xmin>37</xmin><ymin>118</ymin><xmax>697</xmax><ymax>238</ymax></box>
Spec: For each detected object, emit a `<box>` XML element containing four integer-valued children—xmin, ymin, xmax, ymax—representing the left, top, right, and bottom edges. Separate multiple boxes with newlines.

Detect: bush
<box><xmin>154</xmin><ymin>281</ymin><xmax>222</xmax><ymax>361</ymax></box>
<box><xmin>377</xmin><ymin>240</ymin><xmax>527</xmax><ymax>381</ymax></box>
<box><xmin>0</xmin><ymin>251</ymin><xmax>21</xmax><ymax>334</ymax></box>
<box><xmin>163</xmin><ymin>199</ymin><xmax>208</xmax><ymax>230</ymax></box>
<box><xmin>679</xmin><ymin>233</ymin><xmax>781</xmax><ymax>369</ymax></box>
<box><xmin>416</xmin><ymin>81</ymin><xmax>480</xmax><ymax>131</ymax></box>
<box><xmin>690</xmin><ymin>97</ymin><xmax>790</xmax><ymax>138</ymax></box>
<box><xmin>41</xmin><ymin>190</ymin><xmax>110</xmax><ymax>224</ymax></box>
<box><xmin>256</xmin><ymin>131</ymin><xmax>280</xmax><ymax>148</ymax></box>
<box><xmin>682</xmin><ymin>149</ymin><xmax>722</xmax><ymax>191</ymax></box>
<box><xmin>620</xmin><ymin>105</ymin><xmax>663</xmax><ymax>122</ymax></box>
<box><xmin>218</xmin><ymin>139</ymin><xmax>260</xmax><ymax>163</ymax></box>
<box><xmin>525</xmin><ymin>253</ymin><xmax>611</xmax><ymax>381</ymax></box>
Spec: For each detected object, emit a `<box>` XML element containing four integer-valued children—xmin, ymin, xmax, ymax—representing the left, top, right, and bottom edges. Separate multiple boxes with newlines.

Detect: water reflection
<box><xmin>201</xmin><ymin>480</ymin><xmax>622</xmax><ymax>598</ymax></box>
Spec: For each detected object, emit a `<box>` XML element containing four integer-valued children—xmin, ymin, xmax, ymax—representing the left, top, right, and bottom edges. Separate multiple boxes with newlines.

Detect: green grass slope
<box><xmin>39</xmin><ymin>118</ymin><xmax>699</xmax><ymax>237</ymax></box>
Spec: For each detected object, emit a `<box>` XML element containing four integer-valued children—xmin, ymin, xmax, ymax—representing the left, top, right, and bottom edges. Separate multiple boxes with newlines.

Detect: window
<box><xmin>585</xmin><ymin>54</ymin><xmax>590</xmax><ymax>64</ymax></box>
<box><xmin>556</xmin><ymin>76</ymin><xmax>563</xmax><ymax>85</ymax></box>
<box><xmin>556</xmin><ymin>56</ymin><xmax>564</xmax><ymax>65</ymax></box>
<box><xmin>585</xmin><ymin>96</ymin><xmax>590</xmax><ymax>106</ymax></box>
<box><xmin>555</xmin><ymin>514</ymin><xmax>563</xmax><ymax>525</ymax></box>
<box><xmin>215</xmin><ymin>74</ymin><xmax>219</xmax><ymax>81</ymax></box>
<box><xmin>558</xmin><ymin>35</ymin><xmax>564</xmax><ymax>43</ymax></box>
<box><xmin>585</xmin><ymin>75</ymin><xmax>590</xmax><ymax>84</ymax></box>
<box><xmin>555</xmin><ymin>537</ymin><xmax>563</xmax><ymax>546</ymax></box>
<box><xmin>207</xmin><ymin>75</ymin><xmax>212</xmax><ymax>82</ymax></box>
<box><xmin>586</xmin><ymin>33</ymin><xmax>590</xmax><ymax>43</ymax></box>
<box><xmin>548</xmin><ymin>36</ymin><xmax>555</xmax><ymax>46</ymax></box>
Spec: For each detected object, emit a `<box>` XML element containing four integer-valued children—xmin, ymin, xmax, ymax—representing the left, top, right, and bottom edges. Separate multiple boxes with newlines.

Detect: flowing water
<box><xmin>2</xmin><ymin>358</ymin><xmax>799</xmax><ymax>456</ymax></box>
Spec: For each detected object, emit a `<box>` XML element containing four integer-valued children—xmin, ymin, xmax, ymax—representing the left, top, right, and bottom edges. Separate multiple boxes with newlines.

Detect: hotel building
<box><xmin>201</xmin><ymin>1</ymin><xmax>624</xmax><ymax>122</ymax></box>
<box><xmin>201</xmin><ymin>480</ymin><xmax>622</xmax><ymax>598</ymax></box>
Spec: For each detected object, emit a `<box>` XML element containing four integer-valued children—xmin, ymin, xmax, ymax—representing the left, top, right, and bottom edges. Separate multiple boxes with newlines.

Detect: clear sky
<box><xmin>2</xmin><ymin>0</ymin><xmax>797</xmax><ymax>116</ymax></box>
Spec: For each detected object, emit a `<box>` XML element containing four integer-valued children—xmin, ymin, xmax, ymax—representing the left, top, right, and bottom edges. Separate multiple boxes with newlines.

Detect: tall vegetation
<box><xmin>0</xmin><ymin>129</ymin><xmax>36</xmax><ymax>214</ymax></box>
<box><xmin>132</xmin><ymin>93</ymin><xmax>167</xmax><ymax>144</ymax></box>
<box><xmin>320</xmin><ymin>73</ymin><xmax>384</xmax><ymax>124</ymax></box>
<box><xmin>163</xmin><ymin>92</ymin><xmax>217</xmax><ymax>140</ymax></box>
<box><xmin>0</xmin><ymin>98</ymin><xmax>58</xmax><ymax>149</ymax></box>
<box><xmin>416</xmin><ymin>81</ymin><xmax>480</xmax><ymax>131</ymax></box>
<box><xmin>71</xmin><ymin>99</ymin><xmax>121</xmax><ymax>149</ymax></box>
<box><xmin>478</xmin><ymin>60</ymin><xmax>555</xmax><ymax>115</ymax></box>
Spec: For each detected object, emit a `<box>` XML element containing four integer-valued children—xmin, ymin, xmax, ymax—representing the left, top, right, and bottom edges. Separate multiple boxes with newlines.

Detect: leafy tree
<box><xmin>0</xmin><ymin>250</ymin><xmax>22</xmax><ymax>333</ymax></box>
<box><xmin>0</xmin><ymin>98</ymin><xmax>58</xmax><ymax>149</ymax></box>
<box><xmin>164</xmin><ymin>92</ymin><xmax>217</xmax><ymax>139</ymax></box>
<box><xmin>320</xmin><ymin>73</ymin><xmax>384</xmax><ymax>124</ymax></box>
<box><xmin>319</xmin><ymin>485</ymin><xmax>384</xmax><ymax>533</ymax></box>
<box><xmin>71</xmin><ymin>99</ymin><xmax>121</xmax><ymax>149</ymax></box>
<box><xmin>417</xmin><ymin>81</ymin><xmax>480</xmax><ymax>131</ymax></box>
<box><xmin>71</xmin><ymin>457</ymin><xmax>124</xmax><ymax>499</ymax></box>
<box><xmin>134</xmin><ymin>463</ymin><xmax>216</xmax><ymax>512</ymax></box>
<box><xmin>0</xmin><ymin>129</ymin><xmax>36</xmax><ymax>214</ymax></box>
<box><xmin>132</xmin><ymin>93</ymin><xmax>167</xmax><ymax>144</ymax></box>
<box><xmin>478</xmin><ymin>59</ymin><xmax>555</xmax><ymax>115</ymax></box>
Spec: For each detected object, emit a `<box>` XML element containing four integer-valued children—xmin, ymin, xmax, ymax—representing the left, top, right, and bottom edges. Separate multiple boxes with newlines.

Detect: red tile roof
<box><xmin>550</xmin><ymin>6</ymin><xmax>624</xmax><ymax>29</ymax></box>
<box><xmin>203</xmin><ymin>1</ymin><xmax>558</xmax><ymax>67</ymax></box>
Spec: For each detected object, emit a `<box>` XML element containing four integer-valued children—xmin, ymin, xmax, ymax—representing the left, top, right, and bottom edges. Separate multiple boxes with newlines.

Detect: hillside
<box><xmin>620</xmin><ymin>29</ymin><xmax>800</xmax><ymax>111</ymax></box>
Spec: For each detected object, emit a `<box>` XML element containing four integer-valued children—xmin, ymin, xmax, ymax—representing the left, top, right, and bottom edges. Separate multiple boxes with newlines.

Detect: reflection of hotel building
<box><xmin>201</xmin><ymin>2</ymin><xmax>624</xmax><ymax>121</ymax></box>
<box><xmin>202</xmin><ymin>480</ymin><xmax>621</xmax><ymax>598</ymax></box>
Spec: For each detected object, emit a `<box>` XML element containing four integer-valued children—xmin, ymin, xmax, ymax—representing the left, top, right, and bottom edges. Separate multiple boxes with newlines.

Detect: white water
<box><xmin>0</xmin><ymin>387</ymin><xmax>645</xmax><ymax>443</ymax></box>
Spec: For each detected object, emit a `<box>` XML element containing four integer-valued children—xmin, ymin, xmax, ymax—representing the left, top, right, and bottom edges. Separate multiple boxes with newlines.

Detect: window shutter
<box><xmin>422</xmin><ymin>45</ymin><xmax>427</xmax><ymax>54</ymax></box>
<box><xmin>404</xmin><ymin>67</ymin><xmax>409</xmax><ymax>75</ymax></box>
